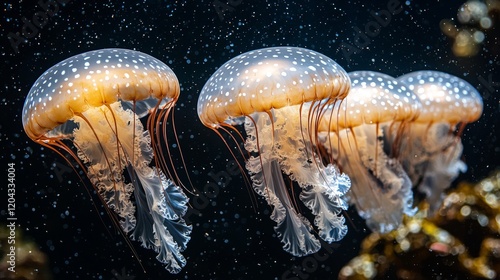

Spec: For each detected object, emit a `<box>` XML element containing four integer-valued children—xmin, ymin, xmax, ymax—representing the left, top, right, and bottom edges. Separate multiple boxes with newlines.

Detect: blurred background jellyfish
<box><xmin>22</xmin><ymin>48</ymin><xmax>191</xmax><ymax>273</ymax></box>
<box><xmin>395</xmin><ymin>70</ymin><xmax>483</xmax><ymax>214</ymax></box>
<box><xmin>317</xmin><ymin>71</ymin><xmax>422</xmax><ymax>233</ymax></box>
<box><xmin>197</xmin><ymin>46</ymin><xmax>352</xmax><ymax>256</ymax></box>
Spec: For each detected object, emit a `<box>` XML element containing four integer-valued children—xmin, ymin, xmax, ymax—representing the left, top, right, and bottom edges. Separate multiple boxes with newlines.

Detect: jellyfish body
<box><xmin>317</xmin><ymin>71</ymin><xmax>422</xmax><ymax>233</ymax></box>
<box><xmin>22</xmin><ymin>49</ymin><xmax>191</xmax><ymax>273</ymax></box>
<box><xmin>198</xmin><ymin>47</ymin><xmax>351</xmax><ymax>256</ymax></box>
<box><xmin>396</xmin><ymin>71</ymin><xmax>483</xmax><ymax>214</ymax></box>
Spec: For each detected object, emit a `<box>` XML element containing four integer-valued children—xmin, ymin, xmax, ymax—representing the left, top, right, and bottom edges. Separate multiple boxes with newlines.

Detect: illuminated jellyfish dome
<box><xmin>198</xmin><ymin>46</ymin><xmax>352</xmax><ymax>256</ymax></box>
<box><xmin>395</xmin><ymin>70</ymin><xmax>483</xmax><ymax>213</ymax></box>
<box><xmin>22</xmin><ymin>48</ymin><xmax>191</xmax><ymax>273</ymax></box>
<box><xmin>317</xmin><ymin>71</ymin><xmax>422</xmax><ymax>233</ymax></box>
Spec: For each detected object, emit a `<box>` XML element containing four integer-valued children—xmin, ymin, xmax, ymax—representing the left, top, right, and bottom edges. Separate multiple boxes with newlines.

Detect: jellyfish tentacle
<box><xmin>418</xmin><ymin>141</ymin><xmax>466</xmax><ymax>214</ymax></box>
<box><xmin>245</xmin><ymin>106</ymin><xmax>350</xmax><ymax>253</ymax></box>
<box><xmin>322</xmin><ymin>125</ymin><xmax>415</xmax><ymax>233</ymax></box>
<box><xmin>245</xmin><ymin>113</ymin><xmax>322</xmax><ymax>256</ymax></box>
<box><xmin>271</xmin><ymin>105</ymin><xmax>351</xmax><ymax>242</ymax></box>
<box><xmin>124</xmin><ymin>105</ymin><xmax>191</xmax><ymax>273</ymax></box>
<box><xmin>246</xmin><ymin>155</ymin><xmax>321</xmax><ymax>256</ymax></box>
<box><xmin>133</xmin><ymin>166</ymin><xmax>191</xmax><ymax>274</ymax></box>
<box><xmin>299</xmin><ymin>164</ymin><xmax>350</xmax><ymax>242</ymax></box>
<box><xmin>397</xmin><ymin>122</ymin><xmax>467</xmax><ymax>214</ymax></box>
<box><xmin>73</xmin><ymin>106</ymin><xmax>137</xmax><ymax>232</ymax></box>
<box><xmin>73</xmin><ymin>103</ymin><xmax>190</xmax><ymax>273</ymax></box>
<box><xmin>357</xmin><ymin>125</ymin><xmax>415</xmax><ymax>214</ymax></box>
<box><xmin>128</xmin><ymin>164</ymin><xmax>155</xmax><ymax>246</ymax></box>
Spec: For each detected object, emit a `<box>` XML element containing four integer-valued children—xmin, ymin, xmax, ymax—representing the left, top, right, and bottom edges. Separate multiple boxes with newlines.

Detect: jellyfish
<box><xmin>197</xmin><ymin>46</ymin><xmax>352</xmax><ymax>256</ymax></box>
<box><xmin>317</xmin><ymin>71</ymin><xmax>422</xmax><ymax>233</ymax></box>
<box><xmin>22</xmin><ymin>48</ymin><xmax>191</xmax><ymax>273</ymax></box>
<box><xmin>395</xmin><ymin>70</ymin><xmax>483</xmax><ymax>214</ymax></box>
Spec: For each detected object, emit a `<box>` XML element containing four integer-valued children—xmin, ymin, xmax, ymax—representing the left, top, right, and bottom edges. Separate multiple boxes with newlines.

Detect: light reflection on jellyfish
<box><xmin>317</xmin><ymin>71</ymin><xmax>422</xmax><ymax>233</ymax></box>
<box><xmin>395</xmin><ymin>70</ymin><xmax>483</xmax><ymax>214</ymax></box>
<box><xmin>197</xmin><ymin>47</ymin><xmax>352</xmax><ymax>256</ymax></box>
<box><xmin>22</xmin><ymin>49</ymin><xmax>191</xmax><ymax>273</ymax></box>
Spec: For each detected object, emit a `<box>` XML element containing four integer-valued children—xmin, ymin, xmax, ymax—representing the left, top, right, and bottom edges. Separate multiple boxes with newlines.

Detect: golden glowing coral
<box><xmin>339</xmin><ymin>170</ymin><xmax>500</xmax><ymax>280</ymax></box>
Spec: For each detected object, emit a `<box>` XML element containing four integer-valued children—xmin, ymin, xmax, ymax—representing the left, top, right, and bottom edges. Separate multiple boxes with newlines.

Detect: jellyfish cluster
<box><xmin>23</xmin><ymin>46</ymin><xmax>483</xmax><ymax>271</ymax></box>
<box><xmin>197</xmin><ymin>47</ymin><xmax>483</xmax><ymax>254</ymax></box>
<box><xmin>316</xmin><ymin>71</ymin><xmax>420</xmax><ymax>233</ymax></box>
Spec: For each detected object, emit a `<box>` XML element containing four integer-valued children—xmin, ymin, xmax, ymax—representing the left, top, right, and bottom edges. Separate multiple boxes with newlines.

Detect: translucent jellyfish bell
<box><xmin>22</xmin><ymin>48</ymin><xmax>191</xmax><ymax>274</ymax></box>
<box><xmin>317</xmin><ymin>71</ymin><xmax>422</xmax><ymax>233</ymax></box>
<box><xmin>396</xmin><ymin>70</ymin><xmax>483</xmax><ymax>213</ymax></box>
<box><xmin>198</xmin><ymin>46</ymin><xmax>352</xmax><ymax>256</ymax></box>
